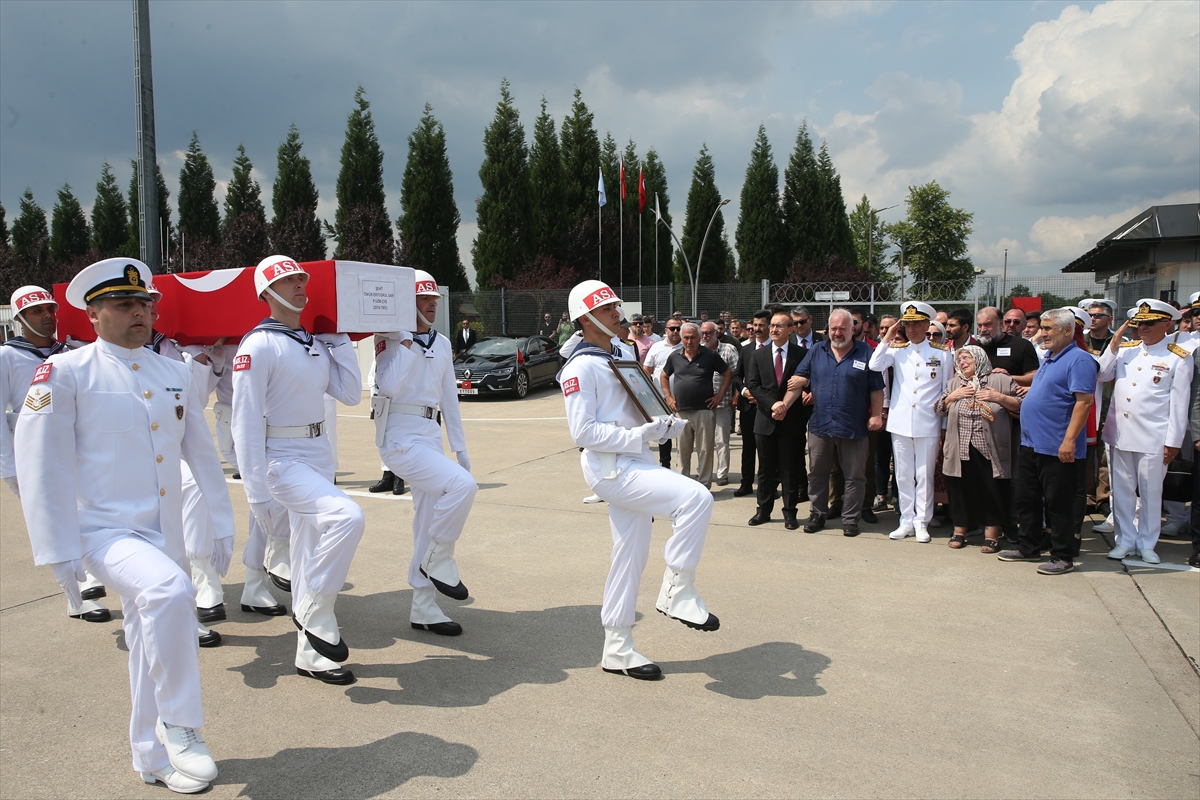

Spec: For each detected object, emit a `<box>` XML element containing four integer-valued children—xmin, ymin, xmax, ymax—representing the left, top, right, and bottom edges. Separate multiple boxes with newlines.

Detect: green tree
<box><xmin>560</xmin><ymin>87</ymin><xmax>600</xmax><ymax>218</ymax></box>
<box><xmin>884</xmin><ymin>180</ymin><xmax>975</xmax><ymax>290</ymax></box>
<box><xmin>223</xmin><ymin>144</ymin><xmax>266</xmax><ymax>229</ymax></box>
<box><xmin>11</xmin><ymin>189</ymin><xmax>52</xmax><ymax>288</ymax></box>
<box><xmin>471</xmin><ymin>79</ymin><xmax>532</xmax><ymax>288</ymax></box>
<box><xmin>91</xmin><ymin>162</ymin><xmax>129</xmax><ymax>256</ymax></box>
<box><xmin>781</xmin><ymin>121</ymin><xmax>825</xmax><ymax>265</ymax></box>
<box><xmin>528</xmin><ymin>96</ymin><xmax>568</xmax><ymax>261</ymax></box>
<box><xmin>817</xmin><ymin>141</ymin><xmax>855</xmax><ymax>265</ymax></box>
<box><xmin>177</xmin><ymin>131</ymin><xmax>222</xmax><ymax>245</ymax></box>
<box><xmin>270</xmin><ymin>123</ymin><xmax>325</xmax><ymax>261</ymax></box>
<box><xmin>0</xmin><ymin>202</ymin><xmax>8</xmax><ymax>248</ymax></box>
<box><xmin>848</xmin><ymin>195</ymin><xmax>892</xmax><ymax>282</ymax></box>
<box><xmin>49</xmin><ymin>184</ymin><xmax>91</xmax><ymax>265</ymax></box>
<box><xmin>641</xmin><ymin>148</ymin><xmax>673</xmax><ymax>286</ymax></box>
<box><xmin>600</xmin><ymin>131</ymin><xmax>620</xmax><ymax>216</ymax></box>
<box><xmin>127</xmin><ymin>160</ymin><xmax>173</xmax><ymax>263</ymax></box>
<box><xmin>735</xmin><ymin>124</ymin><xmax>786</xmax><ymax>283</ymax></box>
<box><xmin>0</xmin><ymin>201</ymin><xmax>14</xmax><ymax>302</ymax></box>
<box><xmin>396</xmin><ymin>103</ymin><xmax>469</xmax><ymax>291</ymax></box>
<box><xmin>674</xmin><ymin>145</ymin><xmax>732</xmax><ymax>286</ymax></box>
<box><xmin>333</xmin><ymin>86</ymin><xmax>393</xmax><ymax>261</ymax></box>
<box><xmin>221</xmin><ymin>144</ymin><xmax>269</xmax><ymax>268</ymax></box>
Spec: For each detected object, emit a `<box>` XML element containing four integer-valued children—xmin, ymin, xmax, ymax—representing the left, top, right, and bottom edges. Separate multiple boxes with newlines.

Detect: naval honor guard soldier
<box><xmin>373</xmin><ymin>270</ymin><xmax>477</xmax><ymax>635</ymax></box>
<box><xmin>15</xmin><ymin>259</ymin><xmax>231</xmax><ymax>793</ymax></box>
<box><xmin>868</xmin><ymin>301</ymin><xmax>950</xmax><ymax>543</ymax></box>
<box><xmin>231</xmin><ymin>255</ymin><xmax>365</xmax><ymax>685</ymax></box>
<box><xmin>2</xmin><ymin>285</ymin><xmax>112</xmax><ymax>622</ymax></box>
<box><xmin>1099</xmin><ymin>299</ymin><xmax>1194</xmax><ymax>564</ymax></box>
<box><xmin>559</xmin><ymin>280</ymin><xmax>717</xmax><ymax>680</ymax></box>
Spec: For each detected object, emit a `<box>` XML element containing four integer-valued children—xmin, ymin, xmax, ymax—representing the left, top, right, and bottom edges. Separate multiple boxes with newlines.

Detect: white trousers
<box><xmin>713</xmin><ymin>406</ymin><xmax>733</xmax><ymax>481</ymax></box>
<box><xmin>224</xmin><ymin>448</ymin><xmax>289</xmax><ymax>572</ymax></box>
<box><xmin>323</xmin><ymin>395</ymin><xmax>339</xmax><ymax>472</ymax></box>
<box><xmin>380</xmin><ymin>432</ymin><xmax>478</xmax><ymax>590</ymax></box>
<box><xmin>1111</xmin><ymin>448</ymin><xmax>1168</xmax><ymax>550</ymax></box>
<box><xmin>586</xmin><ymin>455</ymin><xmax>713</xmax><ymax>629</ymax></box>
<box><xmin>892</xmin><ymin>434</ymin><xmax>939</xmax><ymax>528</ymax></box>
<box><xmin>83</xmin><ymin>533</ymin><xmax>203</xmax><ymax>775</ymax></box>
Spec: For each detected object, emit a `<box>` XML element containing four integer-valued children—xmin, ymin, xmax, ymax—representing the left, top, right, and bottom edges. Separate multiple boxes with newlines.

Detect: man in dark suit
<box><xmin>790</xmin><ymin>306</ymin><xmax>827</xmax><ymax>349</ymax></box>
<box><xmin>746</xmin><ymin>310</ymin><xmax>809</xmax><ymax>530</ymax></box>
<box><xmin>455</xmin><ymin>318</ymin><xmax>478</xmax><ymax>355</ymax></box>
<box><xmin>734</xmin><ymin>309</ymin><xmax>771</xmax><ymax>497</ymax></box>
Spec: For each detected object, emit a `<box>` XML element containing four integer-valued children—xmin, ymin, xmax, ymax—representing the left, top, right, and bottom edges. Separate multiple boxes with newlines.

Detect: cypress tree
<box><xmin>92</xmin><ymin>162</ymin><xmax>130</xmax><ymax>256</ymax></box>
<box><xmin>396</xmin><ymin>103</ymin><xmax>469</xmax><ymax>291</ymax></box>
<box><xmin>528</xmin><ymin>96</ymin><xmax>568</xmax><ymax>260</ymax></box>
<box><xmin>471</xmin><ymin>79</ymin><xmax>531</xmax><ymax>288</ymax></box>
<box><xmin>621</xmin><ymin>139</ymin><xmax>641</xmax><ymax>284</ymax></box>
<box><xmin>49</xmin><ymin>184</ymin><xmax>91</xmax><ymax>265</ymax></box>
<box><xmin>641</xmin><ymin>148</ymin><xmax>672</xmax><ymax>286</ymax></box>
<box><xmin>222</xmin><ymin>144</ymin><xmax>269</xmax><ymax>268</ymax></box>
<box><xmin>270</xmin><ymin>123</ymin><xmax>325</xmax><ymax>261</ymax></box>
<box><xmin>735</xmin><ymin>125</ymin><xmax>786</xmax><ymax>283</ymax></box>
<box><xmin>817</xmin><ymin>141</ymin><xmax>855</xmax><ymax>265</ymax></box>
<box><xmin>11</xmin><ymin>189</ymin><xmax>52</xmax><ymax>288</ymax></box>
<box><xmin>559</xmin><ymin>87</ymin><xmax>600</xmax><ymax>218</ymax></box>
<box><xmin>0</xmin><ymin>202</ymin><xmax>8</xmax><ymax>249</ymax></box>
<box><xmin>782</xmin><ymin>121</ymin><xmax>826</xmax><ymax>266</ymax></box>
<box><xmin>127</xmin><ymin>160</ymin><xmax>173</xmax><ymax>261</ymax></box>
<box><xmin>333</xmin><ymin>86</ymin><xmax>393</xmax><ymax>261</ymax></box>
<box><xmin>0</xmin><ymin>202</ymin><xmax>13</xmax><ymax>302</ymax></box>
<box><xmin>224</xmin><ymin>144</ymin><xmax>266</xmax><ymax>228</ymax></box>
<box><xmin>177</xmin><ymin>131</ymin><xmax>222</xmax><ymax>244</ymax></box>
<box><xmin>675</xmin><ymin>145</ymin><xmax>731</xmax><ymax>286</ymax></box>
<box><xmin>600</xmin><ymin>132</ymin><xmax>620</xmax><ymax>215</ymax></box>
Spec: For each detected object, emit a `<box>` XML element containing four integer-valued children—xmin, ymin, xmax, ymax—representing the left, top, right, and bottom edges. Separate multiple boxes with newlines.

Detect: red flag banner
<box><xmin>638</xmin><ymin>168</ymin><xmax>646</xmax><ymax>214</ymax></box>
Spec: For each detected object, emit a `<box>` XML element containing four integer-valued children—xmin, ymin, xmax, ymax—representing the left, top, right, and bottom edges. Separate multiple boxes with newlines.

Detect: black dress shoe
<box><xmin>70</xmin><ymin>608</ymin><xmax>112</xmax><ymax>623</ymax></box>
<box><xmin>197</xmin><ymin>604</ymin><xmax>226</xmax><ymax>624</ymax></box>
<box><xmin>231</xmin><ymin>471</ymin><xmax>241</xmax><ymax>480</ymax></box>
<box><xmin>843</xmin><ymin>524</ymin><xmax>861</xmax><ymax>537</ymax></box>
<box><xmin>369</xmin><ymin>471</ymin><xmax>396</xmax><ymax>493</ymax></box>
<box><xmin>784</xmin><ymin>513</ymin><xmax>800</xmax><ymax>531</ymax></box>
<box><xmin>748</xmin><ymin>512</ymin><xmax>771</xmax><ymax>526</ymax></box>
<box><xmin>393</xmin><ymin>478</ymin><xmax>406</xmax><ymax>496</ymax></box>
<box><xmin>297</xmin><ymin>667</ymin><xmax>356</xmax><ymax>685</ymax></box>
<box><xmin>411</xmin><ymin>621</ymin><xmax>462</xmax><ymax>636</ymax></box>
<box><xmin>827</xmin><ymin>503</ymin><xmax>842</xmax><ymax>518</ymax></box>
<box><xmin>603</xmin><ymin>664</ymin><xmax>663</xmax><ymax>680</ymax></box>
<box><xmin>661</xmin><ymin>610</ymin><xmax>720</xmax><ymax>631</ymax></box>
<box><xmin>80</xmin><ymin>585</ymin><xmax>106</xmax><ymax>601</ymax></box>
<box><xmin>292</xmin><ymin>616</ymin><xmax>349</xmax><ymax>662</ymax></box>
<box><xmin>803</xmin><ymin>512</ymin><xmax>826</xmax><ymax>533</ymax></box>
<box><xmin>860</xmin><ymin>508</ymin><xmax>878</xmax><ymax>524</ymax></box>
<box><xmin>198</xmin><ymin>630</ymin><xmax>222</xmax><ymax>648</ymax></box>
<box><xmin>241</xmin><ymin>602</ymin><xmax>287</xmax><ymax>616</ymax></box>
<box><xmin>268</xmin><ymin>572</ymin><xmax>292</xmax><ymax>593</ymax></box>
<box><xmin>733</xmin><ymin>485</ymin><xmax>754</xmax><ymax>497</ymax></box>
<box><xmin>419</xmin><ymin>568</ymin><xmax>469</xmax><ymax>601</ymax></box>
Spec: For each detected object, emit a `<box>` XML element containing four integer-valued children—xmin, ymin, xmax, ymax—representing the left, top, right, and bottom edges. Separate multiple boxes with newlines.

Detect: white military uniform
<box><xmin>374</xmin><ymin>329</ymin><xmax>477</xmax><ymax>625</ymax></box>
<box><xmin>14</xmin><ymin>338</ymin><xmax>233</xmax><ymax>776</ymax></box>
<box><xmin>1098</xmin><ymin>337</ymin><xmax>1193</xmax><ymax>552</ymax></box>
<box><xmin>230</xmin><ymin>320</ymin><xmax>363</xmax><ymax>672</ymax></box>
<box><xmin>869</xmin><ymin>336</ymin><xmax>950</xmax><ymax>533</ymax></box>
<box><xmin>560</xmin><ymin>343</ymin><xmax>714</xmax><ymax>669</ymax></box>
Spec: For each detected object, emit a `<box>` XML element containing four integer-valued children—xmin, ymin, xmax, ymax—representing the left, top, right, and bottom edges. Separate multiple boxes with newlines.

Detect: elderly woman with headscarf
<box><xmin>935</xmin><ymin>345</ymin><xmax>1023</xmax><ymax>552</ymax></box>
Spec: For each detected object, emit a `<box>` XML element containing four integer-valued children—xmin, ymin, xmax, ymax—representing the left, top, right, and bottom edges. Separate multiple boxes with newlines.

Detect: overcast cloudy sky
<box><xmin>1</xmin><ymin>0</ymin><xmax>1196</xmax><ymax>285</ymax></box>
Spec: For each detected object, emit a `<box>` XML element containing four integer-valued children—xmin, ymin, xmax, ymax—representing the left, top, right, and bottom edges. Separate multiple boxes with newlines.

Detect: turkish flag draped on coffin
<box><xmin>54</xmin><ymin>261</ymin><xmax>416</xmax><ymax>345</ymax></box>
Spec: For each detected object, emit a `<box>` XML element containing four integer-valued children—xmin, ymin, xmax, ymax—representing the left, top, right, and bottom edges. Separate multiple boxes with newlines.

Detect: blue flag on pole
<box><xmin>597</xmin><ymin>168</ymin><xmax>607</xmax><ymax>207</ymax></box>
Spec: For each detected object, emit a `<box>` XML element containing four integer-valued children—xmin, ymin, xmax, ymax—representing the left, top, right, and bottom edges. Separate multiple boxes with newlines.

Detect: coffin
<box><xmin>54</xmin><ymin>260</ymin><xmax>415</xmax><ymax>345</ymax></box>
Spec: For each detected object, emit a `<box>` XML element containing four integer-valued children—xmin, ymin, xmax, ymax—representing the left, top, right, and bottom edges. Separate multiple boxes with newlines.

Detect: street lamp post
<box><xmin>654</xmin><ymin>197</ymin><xmax>729</xmax><ymax>318</ymax></box>
<box><xmin>868</xmin><ymin>203</ymin><xmax>897</xmax><ymax>281</ymax></box>
<box><xmin>693</xmin><ymin>198</ymin><xmax>731</xmax><ymax>317</ymax></box>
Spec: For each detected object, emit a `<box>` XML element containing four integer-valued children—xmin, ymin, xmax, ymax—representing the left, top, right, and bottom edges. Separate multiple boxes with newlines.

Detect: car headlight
<box><xmin>494</xmin><ymin>367</ymin><xmax>514</xmax><ymax>376</ymax></box>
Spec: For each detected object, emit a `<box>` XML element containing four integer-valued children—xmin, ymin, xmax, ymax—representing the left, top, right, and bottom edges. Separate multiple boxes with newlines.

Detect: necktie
<box><xmin>774</xmin><ymin>348</ymin><xmax>783</xmax><ymax>386</ymax></box>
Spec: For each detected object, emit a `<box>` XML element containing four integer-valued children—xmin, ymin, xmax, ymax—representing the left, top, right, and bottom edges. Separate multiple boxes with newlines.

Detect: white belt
<box><xmin>391</xmin><ymin>403</ymin><xmax>440</xmax><ymax>420</ymax></box>
<box><xmin>265</xmin><ymin>421</ymin><xmax>324</xmax><ymax>439</ymax></box>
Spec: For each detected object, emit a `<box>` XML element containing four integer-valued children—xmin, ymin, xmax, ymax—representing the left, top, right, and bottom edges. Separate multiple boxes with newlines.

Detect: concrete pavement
<box><xmin>1</xmin><ymin>387</ymin><xmax>1197</xmax><ymax>798</ymax></box>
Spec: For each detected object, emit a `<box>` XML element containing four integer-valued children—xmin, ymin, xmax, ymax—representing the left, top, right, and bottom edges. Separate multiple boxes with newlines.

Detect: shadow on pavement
<box><xmin>658</xmin><ymin>641</ymin><xmax>831</xmax><ymax>699</ymax></box>
<box><xmin>215</xmin><ymin>730</ymin><xmax>477</xmax><ymax>799</ymax></box>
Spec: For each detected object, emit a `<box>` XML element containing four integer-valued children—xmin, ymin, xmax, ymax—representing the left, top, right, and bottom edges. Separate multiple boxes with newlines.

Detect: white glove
<box><xmin>637</xmin><ymin>418</ymin><xmax>670</xmax><ymax>443</ymax></box>
<box><xmin>662</xmin><ymin>416</ymin><xmax>690</xmax><ymax>439</ymax></box>
<box><xmin>313</xmin><ymin>332</ymin><xmax>351</xmax><ymax>348</ymax></box>
<box><xmin>376</xmin><ymin>331</ymin><xmax>403</xmax><ymax>341</ymax></box>
<box><xmin>211</xmin><ymin>536</ymin><xmax>233</xmax><ymax>578</ymax></box>
<box><xmin>250</xmin><ymin>502</ymin><xmax>274</xmax><ymax>530</ymax></box>
<box><xmin>3</xmin><ymin>475</ymin><xmax>18</xmax><ymax>497</ymax></box>
<box><xmin>50</xmin><ymin>560</ymin><xmax>85</xmax><ymax>610</ymax></box>
<box><xmin>456</xmin><ymin>451</ymin><xmax>471</xmax><ymax>472</ymax></box>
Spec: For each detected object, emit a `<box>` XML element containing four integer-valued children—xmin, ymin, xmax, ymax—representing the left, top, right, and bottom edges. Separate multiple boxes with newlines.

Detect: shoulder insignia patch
<box><xmin>562</xmin><ymin>376</ymin><xmax>580</xmax><ymax>396</ymax></box>
<box><xmin>233</xmin><ymin>354</ymin><xmax>251</xmax><ymax>371</ymax></box>
<box><xmin>1120</xmin><ymin>340</ymin><xmax>1139</xmax><ymax>348</ymax></box>
<box><xmin>889</xmin><ymin>342</ymin><xmax>910</xmax><ymax>349</ymax></box>
<box><xmin>24</xmin><ymin>386</ymin><xmax>52</xmax><ymax>413</ymax></box>
<box><xmin>1168</xmin><ymin>343</ymin><xmax>1188</xmax><ymax>357</ymax></box>
<box><xmin>375</xmin><ymin>338</ymin><xmax>387</xmax><ymax>357</ymax></box>
<box><xmin>930</xmin><ymin>342</ymin><xmax>949</xmax><ymax>351</ymax></box>
<box><xmin>31</xmin><ymin>363</ymin><xmax>53</xmax><ymax>384</ymax></box>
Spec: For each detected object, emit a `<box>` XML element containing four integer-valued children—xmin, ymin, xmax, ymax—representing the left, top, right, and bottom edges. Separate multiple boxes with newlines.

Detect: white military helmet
<box><xmin>568</xmin><ymin>280</ymin><xmax>621</xmax><ymax>321</ymax></box>
<box><xmin>10</xmin><ymin>285</ymin><xmax>57</xmax><ymax>314</ymax></box>
<box><xmin>414</xmin><ymin>270</ymin><xmax>440</xmax><ymax>296</ymax></box>
<box><xmin>254</xmin><ymin>255</ymin><xmax>307</xmax><ymax>297</ymax></box>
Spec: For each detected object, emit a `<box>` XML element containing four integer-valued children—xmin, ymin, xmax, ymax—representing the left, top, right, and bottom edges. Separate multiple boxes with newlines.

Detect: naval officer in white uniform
<box><xmin>15</xmin><ymin>258</ymin><xmax>230</xmax><ymax>794</ymax></box>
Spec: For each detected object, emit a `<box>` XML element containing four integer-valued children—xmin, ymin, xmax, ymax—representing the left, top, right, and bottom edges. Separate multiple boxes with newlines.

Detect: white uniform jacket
<box><xmin>230</xmin><ymin>325</ymin><xmax>361</xmax><ymax>504</ymax></box>
<box><xmin>559</xmin><ymin>347</ymin><xmax>654</xmax><ymax>484</ymax></box>
<box><xmin>13</xmin><ymin>338</ymin><xmax>234</xmax><ymax>565</ymax></box>
<box><xmin>374</xmin><ymin>331</ymin><xmax>466</xmax><ymax>453</ymax></box>
<box><xmin>1098</xmin><ymin>338</ymin><xmax>1193</xmax><ymax>453</ymax></box>
<box><xmin>868</xmin><ymin>338</ymin><xmax>949</xmax><ymax>438</ymax></box>
<box><xmin>1</xmin><ymin>338</ymin><xmax>68</xmax><ymax>479</ymax></box>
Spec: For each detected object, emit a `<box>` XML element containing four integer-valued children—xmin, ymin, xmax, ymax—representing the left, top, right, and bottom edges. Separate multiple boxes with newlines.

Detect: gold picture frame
<box><xmin>609</xmin><ymin>360</ymin><xmax>673</xmax><ymax>422</ymax></box>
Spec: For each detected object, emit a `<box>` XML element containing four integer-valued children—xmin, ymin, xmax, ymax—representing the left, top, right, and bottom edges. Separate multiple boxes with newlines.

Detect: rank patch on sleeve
<box><xmin>375</xmin><ymin>338</ymin><xmax>387</xmax><ymax>356</ymax></box>
<box><xmin>24</xmin><ymin>386</ymin><xmax>52</xmax><ymax>413</ymax></box>
<box><xmin>31</xmin><ymin>363</ymin><xmax>53</xmax><ymax>384</ymax></box>
<box><xmin>233</xmin><ymin>354</ymin><xmax>251</xmax><ymax>371</ymax></box>
<box><xmin>562</xmin><ymin>377</ymin><xmax>580</xmax><ymax>396</ymax></box>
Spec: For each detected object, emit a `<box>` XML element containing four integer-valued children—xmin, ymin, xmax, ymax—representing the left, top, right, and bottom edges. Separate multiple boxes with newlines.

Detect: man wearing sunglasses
<box><xmin>643</xmin><ymin>317</ymin><xmax>684</xmax><ymax>468</ymax></box>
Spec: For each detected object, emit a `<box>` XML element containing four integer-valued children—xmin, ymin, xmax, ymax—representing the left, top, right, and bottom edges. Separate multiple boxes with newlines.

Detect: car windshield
<box><xmin>465</xmin><ymin>338</ymin><xmax>518</xmax><ymax>359</ymax></box>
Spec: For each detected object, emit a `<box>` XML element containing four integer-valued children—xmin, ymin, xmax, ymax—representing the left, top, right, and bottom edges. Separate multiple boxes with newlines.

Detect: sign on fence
<box><xmin>814</xmin><ymin>291</ymin><xmax>851</xmax><ymax>301</ymax></box>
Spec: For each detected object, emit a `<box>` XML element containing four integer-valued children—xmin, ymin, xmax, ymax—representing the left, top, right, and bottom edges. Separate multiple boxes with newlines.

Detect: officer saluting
<box><xmin>15</xmin><ymin>259</ymin><xmax>230</xmax><ymax>793</ymax></box>
<box><xmin>231</xmin><ymin>255</ymin><xmax>364</xmax><ymax>685</ymax></box>
<box><xmin>2</xmin><ymin>284</ymin><xmax>112</xmax><ymax>622</ymax></box>
<box><xmin>374</xmin><ymin>270</ymin><xmax>476</xmax><ymax>635</ymax></box>
<box><xmin>1099</xmin><ymin>299</ymin><xmax>1194</xmax><ymax>564</ymax></box>
<box><xmin>559</xmin><ymin>280</ymin><xmax>716</xmax><ymax>680</ymax></box>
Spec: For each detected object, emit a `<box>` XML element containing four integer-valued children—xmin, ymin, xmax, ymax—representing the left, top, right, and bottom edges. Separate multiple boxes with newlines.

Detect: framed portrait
<box><xmin>609</xmin><ymin>360</ymin><xmax>672</xmax><ymax>422</ymax></box>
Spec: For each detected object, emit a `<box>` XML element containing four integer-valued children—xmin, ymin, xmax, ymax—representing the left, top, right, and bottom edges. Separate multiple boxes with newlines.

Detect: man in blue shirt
<box><xmin>778</xmin><ymin>309</ymin><xmax>884</xmax><ymax>536</ymax></box>
<box><xmin>998</xmin><ymin>308</ymin><xmax>1096</xmax><ymax>575</ymax></box>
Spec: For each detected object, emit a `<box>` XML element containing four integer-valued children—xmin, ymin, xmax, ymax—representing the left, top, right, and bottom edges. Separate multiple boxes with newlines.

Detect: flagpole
<box><xmin>598</xmin><ymin>166</ymin><xmax>604</xmax><ymax>280</ymax></box>
<box><xmin>654</xmin><ymin>192</ymin><xmax>660</xmax><ymax>321</ymax></box>
<box><xmin>638</xmin><ymin>211</ymin><xmax>643</xmax><ymax>305</ymax></box>
<box><xmin>619</xmin><ymin>158</ymin><xmax>624</xmax><ymax>297</ymax></box>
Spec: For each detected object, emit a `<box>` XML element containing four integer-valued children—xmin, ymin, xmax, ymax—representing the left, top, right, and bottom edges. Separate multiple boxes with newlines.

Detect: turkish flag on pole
<box><xmin>619</xmin><ymin>157</ymin><xmax>626</xmax><ymax>201</ymax></box>
<box><xmin>638</xmin><ymin>168</ymin><xmax>646</xmax><ymax>214</ymax></box>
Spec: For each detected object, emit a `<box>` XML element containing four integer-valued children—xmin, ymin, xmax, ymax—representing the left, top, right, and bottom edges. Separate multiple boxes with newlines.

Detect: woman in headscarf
<box><xmin>935</xmin><ymin>345</ymin><xmax>1023</xmax><ymax>552</ymax></box>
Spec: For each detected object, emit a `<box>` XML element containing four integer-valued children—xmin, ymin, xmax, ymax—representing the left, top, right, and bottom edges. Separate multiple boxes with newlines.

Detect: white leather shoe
<box><xmin>155</xmin><ymin>719</ymin><xmax>217</xmax><ymax>782</ymax></box>
<box><xmin>915</xmin><ymin>527</ymin><xmax>931</xmax><ymax>543</ymax></box>
<box><xmin>889</xmin><ymin>526</ymin><xmax>914</xmax><ymax>540</ymax></box>
<box><xmin>1107</xmin><ymin>544</ymin><xmax>1135</xmax><ymax>560</ymax></box>
<box><xmin>582</xmin><ymin>494</ymin><xmax>603</xmax><ymax>504</ymax></box>
<box><xmin>141</xmin><ymin>766</ymin><xmax>209</xmax><ymax>794</ymax></box>
<box><xmin>1138</xmin><ymin>548</ymin><xmax>1161</xmax><ymax>564</ymax></box>
<box><xmin>1092</xmin><ymin>518</ymin><xmax>1114</xmax><ymax>534</ymax></box>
